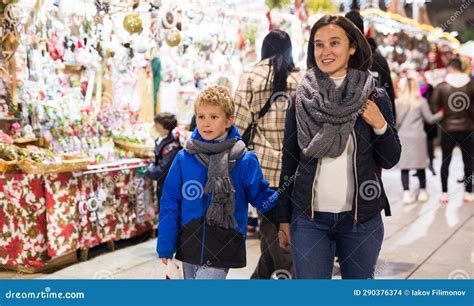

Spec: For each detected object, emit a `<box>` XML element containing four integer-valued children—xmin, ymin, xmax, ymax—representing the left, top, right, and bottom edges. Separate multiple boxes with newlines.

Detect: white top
<box><xmin>313</xmin><ymin>76</ymin><xmax>387</xmax><ymax>213</ymax></box>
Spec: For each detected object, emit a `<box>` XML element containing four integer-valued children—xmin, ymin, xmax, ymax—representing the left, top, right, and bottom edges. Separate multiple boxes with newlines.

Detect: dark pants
<box><xmin>401</xmin><ymin>169</ymin><xmax>426</xmax><ymax>190</ymax></box>
<box><xmin>250</xmin><ymin>205</ymin><xmax>293</xmax><ymax>279</ymax></box>
<box><xmin>427</xmin><ymin>138</ymin><xmax>435</xmax><ymax>169</ymax></box>
<box><xmin>440</xmin><ymin>131</ymin><xmax>473</xmax><ymax>193</ymax></box>
<box><xmin>291</xmin><ymin>211</ymin><xmax>384</xmax><ymax>279</ymax></box>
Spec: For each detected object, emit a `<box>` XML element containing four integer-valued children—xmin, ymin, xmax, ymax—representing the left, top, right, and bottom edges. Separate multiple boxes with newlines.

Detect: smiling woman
<box><xmin>307</xmin><ymin>15</ymin><xmax>372</xmax><ymax>73</ymax></box>
<box><xmin>313</xmin><ymin>25</ymin><xmax>356</xmax><ymax>77</ymax></box>
<box><xmin>277</xmin><ymin>15</ymin><xmax>401</xmax><ymax>279</ymax></box>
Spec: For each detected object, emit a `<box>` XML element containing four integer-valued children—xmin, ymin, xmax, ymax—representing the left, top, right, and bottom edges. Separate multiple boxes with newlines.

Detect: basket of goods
<box><xmin>17</xmin><ymin>146</ymin><xmax>62</xmax><ymax>174</ymax></box>
<box><xmin>58</xmin><ymin>153</ymin><xmax>92</xmax><ymax>173</ymax></box>
<box><xmin>112</xmin><ymin>123</ymin><xmax>155</xmax><ymax>158</ymax></box>
<box><xmin>0</xmin><ymin>144</ymin><xmax>18</xmax><ymax>172</ymax></box>
<box><xmin>13</xmin><ymin>136</ymin><xmax>38</xmax><ymax>144</ymax></box>
<box><xmin>113</xmin><ymin>139</ymin><xmax>154</xmax><ymax>158</ymax></box>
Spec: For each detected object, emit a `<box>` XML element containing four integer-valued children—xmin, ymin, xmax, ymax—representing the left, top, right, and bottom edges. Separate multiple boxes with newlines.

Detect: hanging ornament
<box><xmin>161</xmin><ymin>8</ymin><xmax>177</xmax><ymax>29</ymax></box>
<box><xmin>123</xmin><ymin>13</ymin><xmax>143</xmax><ymax>34</ymax></box>
<box><xmin>94</xmin><ymin>0</ymin><xmax>110</xmax><ymax>15</ymax></box>
<box><xmin>133</xmin><ymin>36</ymin><xmax>149</xmax><ymax>54</ymax></box>
<box><xmin>132</xmin><ymin>0</ymin><xmax>140</xmax><ymax>10</ymax></box>
<box><xmin>164</xmin><ymin>29</ymin><xmax>181</xmax><ymax>47</ymax></box>
<box><xmin>149</xmin><ymin>0</ymin><xmax>161</xmax><ymax>11</ymax></box>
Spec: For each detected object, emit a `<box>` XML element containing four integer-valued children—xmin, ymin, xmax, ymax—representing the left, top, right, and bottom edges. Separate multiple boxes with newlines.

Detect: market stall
<box><xmin>0</xmin><ymin>0</ymin><xmax>310</xmax><ymax>272</ymax></box>
<box><xmin>0</xmin><ymin>0</ymin><xmax>165</xmax><ymax>272</ymax></box>
<box><xmin>360</xmin><ymin>7</ymin><xmax>463</xmax><ymax>82</ymax></box>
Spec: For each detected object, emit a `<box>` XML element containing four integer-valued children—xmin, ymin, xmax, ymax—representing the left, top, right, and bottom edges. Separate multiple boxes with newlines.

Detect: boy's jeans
<box><xmin>182</xmin><ymin>262</ymin><xmax>229</xmax><ymax>279</ymax></box>
<box><xmin>291</xmin><ymin>211</ymin><xmax>384</xmax><ymax>279</ymax></box>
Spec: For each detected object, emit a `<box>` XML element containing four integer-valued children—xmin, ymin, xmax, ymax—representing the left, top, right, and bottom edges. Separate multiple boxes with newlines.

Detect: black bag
<box><xmin>241</xmin><ymin>94</ymin><xmax>275</xmax><ymax>150</ymax></box>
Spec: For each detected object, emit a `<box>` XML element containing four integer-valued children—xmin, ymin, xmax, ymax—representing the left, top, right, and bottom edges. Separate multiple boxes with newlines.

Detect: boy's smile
<box><xmin>195</xmin><ymin>104</ymin><xmax>234</xmax><ymax>141</ymax></box>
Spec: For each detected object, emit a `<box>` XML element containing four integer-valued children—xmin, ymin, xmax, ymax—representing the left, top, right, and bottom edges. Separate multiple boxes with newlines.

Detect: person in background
<box><xmin>145</xmin><ymin>113</ymin><xmax>181</xmax><ymax>210</ymax></box>
<box><xmin>431</xmin><ymin>58</ymin><xmax>474</xmax><ymax>204</ymax></box>
<box><xmin>234</xmin><ymin>29</ymin><xmax>303</xmax><ymax>279</ymax></box>
<box><xmin>345</xmin><ymin>10</ymin><xmax>396</xmax><ymax>120</ymax></box>
<box><xmin>158</xmin><ymin>86</ymin><xmax>278</xmax><ymax>279</ymax></box>
<box><xmin>395</xmin><ymin>73</ymin><xmax>443</xmax><ymax>204</ymax></box>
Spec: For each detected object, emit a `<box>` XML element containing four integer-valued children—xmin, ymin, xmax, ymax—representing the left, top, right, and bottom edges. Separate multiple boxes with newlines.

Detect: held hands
<box><xmin>278</xmin><ymin>223</ymin><xmax>291</xmax><ymax>251</ymax></box>
<box><xmin>361</xmin><ymin>100</ymin><xmax>386</xmax><ymax>130</ymax></box>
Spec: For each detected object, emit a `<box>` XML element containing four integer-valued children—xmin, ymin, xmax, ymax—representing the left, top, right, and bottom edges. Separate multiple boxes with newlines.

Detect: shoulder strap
<box><xmin>242</xmin><ymin>92</ymin><xmax>275</xmax><ymax>148</ymax></box>
<box><xmin>257</xmin><ymin>92</ymin><xmax>275</xmax><ymax>119</ymax></box>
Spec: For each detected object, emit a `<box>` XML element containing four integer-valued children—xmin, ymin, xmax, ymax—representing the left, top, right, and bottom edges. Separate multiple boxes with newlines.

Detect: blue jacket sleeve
<box><xmin>372</xmin><ymin>88</ymin><xmax>402</xmax><ymax>169</ymax></box>
<box><xmin>157</xmin><ymin>153</ymin><xmax>183</xmax><ymax>259</ymax></box>
<box><xmin>244</xmin><ymin>152</ymin><xmax>278</xmax><ymax>213</ymax></box>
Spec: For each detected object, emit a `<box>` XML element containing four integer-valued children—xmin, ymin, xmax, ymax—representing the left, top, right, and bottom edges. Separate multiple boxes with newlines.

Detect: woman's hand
<box><xmin>361</xmin><ymin>100</ymin><xmax>386</xmax><ymax>129</ymax></box>
<box><xmin>161</xmin><ymin>258</ymin><xmax>169</xmax><ymax>265</ymax></box>
<box><xmin>279</xmin><ymin>223</ymin><xmax>291</xmax><ymax>251</ymax></box>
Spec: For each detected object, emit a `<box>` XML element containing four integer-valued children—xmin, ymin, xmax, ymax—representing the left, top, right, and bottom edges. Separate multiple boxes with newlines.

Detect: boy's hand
<box><xmin>278</xmin><ymin>223</ymin><xmax>291</xmax><ymax>251</ymax></box>
<box><xmin>161</xmin><ymin>258</ymin><xmax>169</xmax><ymax>265</ymax></box>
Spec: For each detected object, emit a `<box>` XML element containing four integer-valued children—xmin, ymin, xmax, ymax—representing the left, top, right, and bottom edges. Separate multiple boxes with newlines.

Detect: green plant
<box><xmin>244</xmin><ymin>24</ymin><xmax>258</xmax><ymax>47</ymax></box>
<box><xmin>458</xmin><ymin>28</ymin><xmax>474</xmax><ymax>44</ymax></box>
<box><xmin>266</xmin><ymin>0</ymin><xmax>291</xmax><ymax>10</ymax></box>
<box><xmin>305</xmin><ymin>0</ymin><xmax>337</xmax><ymax>14</ymax></box>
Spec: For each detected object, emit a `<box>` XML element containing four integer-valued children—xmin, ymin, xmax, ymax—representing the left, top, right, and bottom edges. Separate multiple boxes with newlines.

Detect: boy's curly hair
<box><xmin>194</xmin><ymin>86</ymin><xmax>234</xmax><ymax>118</ymax></box>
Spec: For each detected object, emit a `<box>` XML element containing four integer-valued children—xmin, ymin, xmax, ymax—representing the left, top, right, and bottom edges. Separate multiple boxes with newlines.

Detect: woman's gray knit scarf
<box><xmin>295</xmin><ymin>67</ymin><xmax>375</xmax><ymax>158</ymax></box>
<box><xmin>184</xmin><ymin>137</ymin><xmax>246</xmax><ymax>229</ymax></box>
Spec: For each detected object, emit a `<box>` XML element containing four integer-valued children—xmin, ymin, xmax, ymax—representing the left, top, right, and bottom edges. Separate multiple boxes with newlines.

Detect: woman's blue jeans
<box><xmin>291</xmin><ymin>211</ymin><xmax>384</xmax><ymax>279</ymax></box>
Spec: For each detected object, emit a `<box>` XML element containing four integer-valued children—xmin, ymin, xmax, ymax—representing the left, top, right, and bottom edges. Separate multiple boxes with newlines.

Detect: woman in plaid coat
<box><xmin>234</xmin><ymin>29</ymin><xmax>303</xmax><ymax>279</ymax></box>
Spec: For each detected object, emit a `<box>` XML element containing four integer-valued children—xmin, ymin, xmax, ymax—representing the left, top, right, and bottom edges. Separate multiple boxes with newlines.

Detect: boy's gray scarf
<box><xmin>295</xmin><ymin>67</ymin><xmax>375</xmax><ymax>158</ymax></box>
<box><xmin>184</xmin><ymin>138</ymin><xmax>246</xmax><ymax>229</ymax></box>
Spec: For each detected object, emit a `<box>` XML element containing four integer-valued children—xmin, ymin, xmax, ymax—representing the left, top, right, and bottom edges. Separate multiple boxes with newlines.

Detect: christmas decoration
<box><xmin>123</xmin><ymin>13</ymin><xmax>143</xmax><ymax>34</ymax></box>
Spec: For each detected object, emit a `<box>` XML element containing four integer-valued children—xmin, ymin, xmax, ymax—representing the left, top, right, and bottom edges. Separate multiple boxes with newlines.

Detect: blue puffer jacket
<box><xmin>157</xmin><ymin>125</ymin><xmax>278</xmax><ymax>268</ymax></box>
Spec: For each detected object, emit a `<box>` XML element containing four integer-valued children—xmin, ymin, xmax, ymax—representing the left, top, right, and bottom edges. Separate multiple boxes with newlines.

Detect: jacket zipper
<box><xmin>200</xmin><ymin>194</ymin><xmax>209</xmax><ymax>265</ymax></box>
<box><xmin>310</xmin><ymin>159</ymin><xmax>322</xmax><ymax>221</ymax></box>
<box><xmin>351</xmin><ymin>130</ymin><xmax>359</xmax><ymax>230</ymax></box>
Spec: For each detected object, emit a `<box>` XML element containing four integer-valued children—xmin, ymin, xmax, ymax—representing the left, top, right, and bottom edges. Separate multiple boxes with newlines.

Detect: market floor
<box><xmin>2</xmin><ymin>148</ymin><xmax>473</xmax><ymax>280</ymax></box>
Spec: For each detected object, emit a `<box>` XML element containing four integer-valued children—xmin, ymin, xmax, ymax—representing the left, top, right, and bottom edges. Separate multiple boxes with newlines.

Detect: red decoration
<box><xmin>265</xmin><ymin>9</ymin><xmax>275</xmax><ymax>31</ymax></box>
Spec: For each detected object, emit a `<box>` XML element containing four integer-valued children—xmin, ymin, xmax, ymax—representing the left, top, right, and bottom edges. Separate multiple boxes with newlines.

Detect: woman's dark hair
<box><xmin>261</xmin><ymin>29</ymin><xmax>296</xmax><ymax>92</ymax></box>
<box><xmin>307</xmin><ymin>15</ymin><xmax>372</xmax><ymax>71</ymax></box>
<box><xmin>154</xmin><ymin>112</ymin><xmax>178</xmax><ymax>132</ymax></box>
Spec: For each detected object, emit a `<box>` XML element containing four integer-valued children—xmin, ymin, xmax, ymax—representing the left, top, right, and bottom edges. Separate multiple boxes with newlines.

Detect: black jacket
<box><xmin>278</xmin><ymin>88</ymin><xmax>401</xmax><ymax>224</ymax></box>
<box><xmin>145</xmin><ymin>133</ymin><xmax>181</xmax><ymax>201</ymax></box>
<box><xmin>422</xmin><ymin>84</ymin><xmax>438</xmax><ymax>139</ymax></box>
